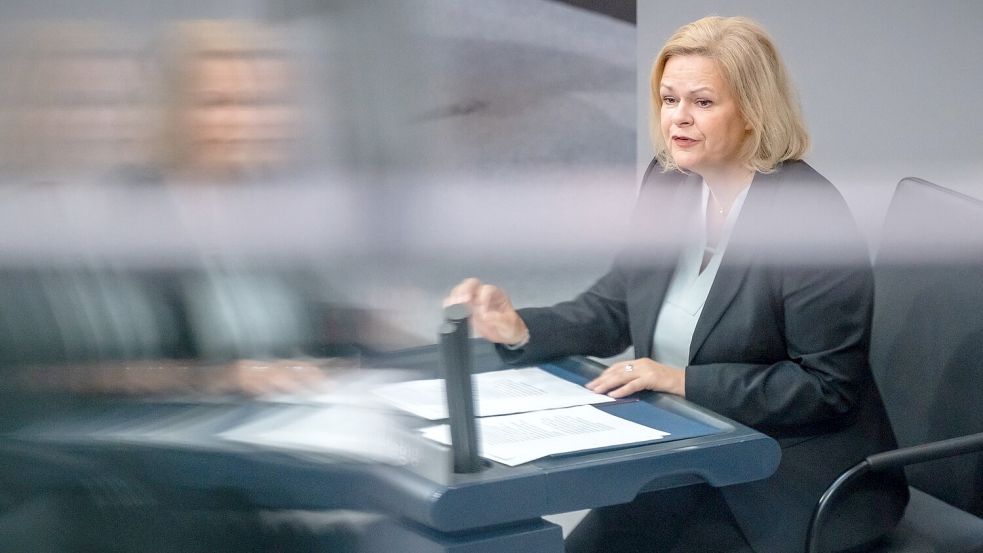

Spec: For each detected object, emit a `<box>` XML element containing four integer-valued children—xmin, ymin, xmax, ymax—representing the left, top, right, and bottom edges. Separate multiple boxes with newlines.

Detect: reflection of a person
<box><xmin>0</xmin><ymin>22</ymin><xmax>161</xmax><ymax>180</ymax></box>
<box><xmin>165</xmin><ymin>20</ymin><xmax>299</xmax><ymax>181</ymax></box>
<box><xmin>446</xmin><ymin>17</ymin><xmax>907</xmax><ymax>553</ymax></box>
<box><xmin>1</xmin><ymin>23</ymin><xmax>323</xmax><ymax>553</ymax></box>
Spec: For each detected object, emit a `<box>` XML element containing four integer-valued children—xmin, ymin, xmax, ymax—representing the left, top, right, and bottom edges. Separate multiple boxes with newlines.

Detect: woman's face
<box><xmin>659</xmin><ymin>54</ymin><xmax>749</xmax><ymax>181</ymax></box>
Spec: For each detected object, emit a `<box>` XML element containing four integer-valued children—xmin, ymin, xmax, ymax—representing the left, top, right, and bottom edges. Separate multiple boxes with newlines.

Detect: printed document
<box><xmin>420</xmin><ymin>404</ymin><xmax>669</xmax><ymax>466</ymax></box>
<box><xmin>372</xmin><ymin>367</ymin><xmax>615</xmax><ymax>420</ymax></box>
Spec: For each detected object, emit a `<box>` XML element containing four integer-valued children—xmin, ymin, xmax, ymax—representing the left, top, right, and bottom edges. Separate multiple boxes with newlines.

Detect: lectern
<box><xmin>353</xmin><ymin>341</ymin><xmax>781</xmax><ymax>552</ymax></box>
<box><xmin>6</xmin><ymin>341</ymin><xmax>780</xmax><ymax>553</ymax></box>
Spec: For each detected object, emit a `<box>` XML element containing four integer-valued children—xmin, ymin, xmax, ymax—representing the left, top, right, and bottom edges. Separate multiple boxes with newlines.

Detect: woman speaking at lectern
<box><xmin>445</xmin><ymin>16</ymin><xmax>907</xmax><ymax>553</ymax></box>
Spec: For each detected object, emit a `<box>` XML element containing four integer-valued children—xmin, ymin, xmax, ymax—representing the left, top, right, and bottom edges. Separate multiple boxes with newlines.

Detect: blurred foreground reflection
<box><xmin>0</xmin><ymin>3</ymin><xmax>640</xmax><ymax>551</ymax></box>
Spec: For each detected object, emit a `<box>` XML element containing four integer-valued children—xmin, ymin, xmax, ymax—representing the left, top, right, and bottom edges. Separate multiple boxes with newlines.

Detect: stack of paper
<box><xmin>373</xmin><ymin>367</ymin><xmax>670</xmax><ymax>466</ymax></box>
<box><xmin>420</xmin><ymin>404</ymin><xmax>669</xmax><ymax>466</ymax></box>
<box><xmin>371</xmin><ymin>367</ymin><xmax>616</xmax><ymax>420</ymax></box>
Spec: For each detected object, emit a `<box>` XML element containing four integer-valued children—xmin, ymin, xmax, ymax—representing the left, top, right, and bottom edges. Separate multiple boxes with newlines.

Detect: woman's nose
<box><xmin>672</xmin><ymin>102</ymin><xmax>693</xmax><ymax>126</ymax></box>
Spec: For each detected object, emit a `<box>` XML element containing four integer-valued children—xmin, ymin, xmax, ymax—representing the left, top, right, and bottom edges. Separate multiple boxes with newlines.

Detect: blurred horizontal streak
<box><xmin>393</xmin><ymin>169</ymin><xmax>638</xmax><ymax>256</ymax></box>
<box><xmin>0</xmin><ymin>170</ymin><xmax>640</xmax><ymax>263</ymax></box>
<box><xmin>7</xmin><ymin>171</ymin><xmax>981</xmax><ymax>265</ymax></box>
<box><xmin>0</xmin><ymin>179</ymin><xmax>362</xmax><ymax>263</ymax></box>
<box><xmin>9</xmin><ymin>362</ymin><xmax>431</xmax><ymax>467</ymax></box>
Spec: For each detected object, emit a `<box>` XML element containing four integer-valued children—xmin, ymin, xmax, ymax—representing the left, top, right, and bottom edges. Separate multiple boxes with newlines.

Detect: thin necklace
<box><xmin>707</xmin><ymin>186</ymin><xmax>726</xmax><ymax>215</ymax></box>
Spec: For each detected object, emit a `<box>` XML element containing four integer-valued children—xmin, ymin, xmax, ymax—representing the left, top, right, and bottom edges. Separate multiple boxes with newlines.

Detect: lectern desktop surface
<box><xmin>355</xmin><ymin>341</ymin><xmax>780</xmax><ymax>532</ymax></box>
<box><xmin>7</xmin><ymin>341</ymin><xmax>781</xmax><ymax>553</ymax></box>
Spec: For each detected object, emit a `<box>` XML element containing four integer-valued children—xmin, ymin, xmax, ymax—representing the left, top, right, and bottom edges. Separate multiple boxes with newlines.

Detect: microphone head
<box><xmin>443</xmin><ymin>303</ymin><xmax>471</xmax><ymax>324</ymax></box>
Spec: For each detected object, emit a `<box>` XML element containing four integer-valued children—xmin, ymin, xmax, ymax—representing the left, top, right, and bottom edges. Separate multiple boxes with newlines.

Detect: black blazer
<box><xmin>501</xmin><ymin>160</ymin><xmax>908</xmax><ymax>553</ymax></box>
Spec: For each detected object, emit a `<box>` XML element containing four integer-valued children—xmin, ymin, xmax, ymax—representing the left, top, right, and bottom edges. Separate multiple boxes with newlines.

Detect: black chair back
<box><xmin>870</xmin><ymin>177</ymin><xmax>983</xmax><ymax>516</ymax></box>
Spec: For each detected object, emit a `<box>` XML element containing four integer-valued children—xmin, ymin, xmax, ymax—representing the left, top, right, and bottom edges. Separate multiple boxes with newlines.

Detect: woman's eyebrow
<box><xmin>659</xmin><ymin>83</ymin><xmax>715</xmax><ymax>95</ymax></box>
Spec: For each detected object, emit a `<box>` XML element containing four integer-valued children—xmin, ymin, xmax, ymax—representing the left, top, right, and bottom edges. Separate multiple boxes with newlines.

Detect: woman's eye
<box><xmin>696</xmin><ymin>99</ymin><xmax>713</xmax><ymax>108</ymax></box>
<box><xmin>662</xmin><ymin>96</ymin><xmax>677</xmax><ymax>105</ymax></box>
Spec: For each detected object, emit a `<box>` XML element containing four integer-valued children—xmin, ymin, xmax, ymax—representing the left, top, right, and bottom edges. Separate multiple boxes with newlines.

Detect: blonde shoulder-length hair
<box><xmin>650</xmin><ymin>16</ymin><xmax>809</xmax><ymax>174</ymax></box>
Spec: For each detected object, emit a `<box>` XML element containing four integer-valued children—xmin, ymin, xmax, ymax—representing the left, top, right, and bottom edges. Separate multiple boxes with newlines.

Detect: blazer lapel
<box><xmin>630</xmin><ymin>170</ymin><xmax>701</xmax><ymax>359</ymax></box>
<box><xmin>688</xmin><ymin>170</ymin><xmax>781</xmax><ymax>363</ymax></box>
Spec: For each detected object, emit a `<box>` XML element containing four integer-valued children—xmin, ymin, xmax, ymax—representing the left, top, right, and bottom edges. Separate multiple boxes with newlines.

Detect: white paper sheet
<box><xmin>219</xmin><ymin>405</ymin><xmax>412</xmax><ymax>464</ymax></box>
<box><xmin>420</xmin><ymin>404</ymin><xmax>669</xmax><ymax>466</ymax></box>
<box><xmin>371</xmin><ymin>367</ymin><xmax>615</xmax><ymax>420</ymax></box>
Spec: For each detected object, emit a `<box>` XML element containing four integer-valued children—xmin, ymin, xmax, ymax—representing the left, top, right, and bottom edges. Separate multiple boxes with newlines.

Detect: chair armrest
<box><xmin>805</xmin><ymin>431</ymin><xmax>983</xmax><ymax>553</ymax></box>
<box><xmin>866</xmin><ymin>432</ymin><xmax>983</xmax><ymax>471</ymax></box>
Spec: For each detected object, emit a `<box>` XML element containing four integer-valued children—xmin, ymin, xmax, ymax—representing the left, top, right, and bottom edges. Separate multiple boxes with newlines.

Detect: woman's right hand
<box><xmin>443</xmin><ymin>278</ymin><xmax>529</xmax><ymax>347</ymax></box>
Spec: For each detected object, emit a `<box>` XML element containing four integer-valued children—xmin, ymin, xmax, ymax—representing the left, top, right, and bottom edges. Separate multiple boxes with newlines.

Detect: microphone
<box><xmin>440</xmin><ymin>304</ymin><xmax>482</xmax><ymax>473</ymax></box>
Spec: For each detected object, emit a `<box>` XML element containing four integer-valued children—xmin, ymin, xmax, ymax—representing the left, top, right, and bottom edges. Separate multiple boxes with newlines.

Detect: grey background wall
<box><xmin>637</xmin><ymin>0</ymin><xmax>983</xmax><ymax>251</ymax></box>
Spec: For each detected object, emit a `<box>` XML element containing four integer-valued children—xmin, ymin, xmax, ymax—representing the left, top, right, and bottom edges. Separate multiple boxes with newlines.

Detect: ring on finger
<box><xmin>624</xmin><ymin>363</ymin><xmax>634</xmax><ymax>373</ymax></box>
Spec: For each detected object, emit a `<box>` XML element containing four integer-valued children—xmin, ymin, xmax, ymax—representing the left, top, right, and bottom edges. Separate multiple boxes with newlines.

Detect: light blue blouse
<box><xmin>652</xmin><ymin>181</ymin><xmax>750</xmax><ymax>369</ymax></box>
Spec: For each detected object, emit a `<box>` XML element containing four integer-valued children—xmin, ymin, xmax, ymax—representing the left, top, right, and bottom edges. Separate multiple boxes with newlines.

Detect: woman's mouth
<box><xmin>672</xmin><ymin>136</ymin><xmax>698</xmax><ymax>147</ymax></box>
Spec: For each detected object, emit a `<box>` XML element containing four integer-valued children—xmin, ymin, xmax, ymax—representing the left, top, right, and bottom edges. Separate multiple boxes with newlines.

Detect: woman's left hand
<box><xmin>586</xmin><ymin>358</ymin><xmax>686</xmax><ymax>398</ymax></box>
